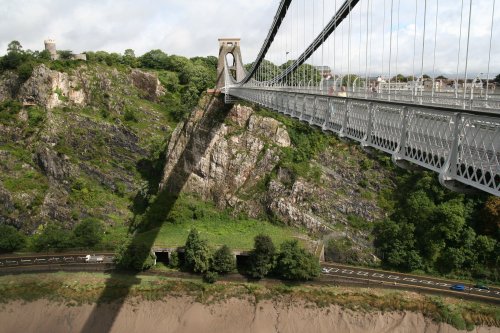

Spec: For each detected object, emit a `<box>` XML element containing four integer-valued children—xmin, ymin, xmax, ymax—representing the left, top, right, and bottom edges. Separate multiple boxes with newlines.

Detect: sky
<box><xmin>0</xmin><ymin>0</ymin><xmax>499</xmax><ymax>77</ymax></box>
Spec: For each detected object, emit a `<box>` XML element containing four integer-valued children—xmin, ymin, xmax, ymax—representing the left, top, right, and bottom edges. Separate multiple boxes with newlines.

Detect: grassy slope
<box><xmin>133</xmin><ymin>194</ymin><xmax>303</xmax><ymax>250</ymax></box>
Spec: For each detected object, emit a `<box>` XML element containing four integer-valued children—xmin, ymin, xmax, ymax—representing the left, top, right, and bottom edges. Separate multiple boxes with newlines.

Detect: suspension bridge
<box><xmin>217</xmin><ymin>0</ymin><xmax>500</xmax><ymax>196</ymax></box>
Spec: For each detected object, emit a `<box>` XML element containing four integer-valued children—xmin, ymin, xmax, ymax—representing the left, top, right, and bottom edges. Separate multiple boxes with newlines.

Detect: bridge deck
<box><xmin>227</xmin><ymin>87</ymin><xmax>500</xmax><ymax>196</ymax></box>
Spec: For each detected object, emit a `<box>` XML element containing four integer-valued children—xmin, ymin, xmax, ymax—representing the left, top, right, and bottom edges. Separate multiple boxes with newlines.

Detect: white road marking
<box><xmin>419</xmin><ymin>280</ymin><xmax>434</xmax><ymax>285</ymax></box>
<box><xmin>319</xmin><ymin>267</ymin><xmax>500</xmax><ymax>299</ymax></box>
<box><xmin>402</xmin><ymin>277</ymin><xmax>418</xmax><ymax>282</ymax></box>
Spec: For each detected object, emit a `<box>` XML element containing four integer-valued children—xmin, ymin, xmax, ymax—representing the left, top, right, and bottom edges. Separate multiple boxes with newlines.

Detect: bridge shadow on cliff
<box><xmin>80</xmin><ymin>95</ymin><xmax>232</xmax><ymax>333</ymax></box>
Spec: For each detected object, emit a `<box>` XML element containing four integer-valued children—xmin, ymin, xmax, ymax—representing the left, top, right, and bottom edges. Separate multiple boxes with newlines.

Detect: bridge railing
<box><xmin>228</xmin><ymin>87</ymin><xmax>499</xmax><ymax>196</ymax></box>
<box><xmin>236</xmin><ymin>83</ymin><xmax>500</xmax><ymax>113</ymax></box>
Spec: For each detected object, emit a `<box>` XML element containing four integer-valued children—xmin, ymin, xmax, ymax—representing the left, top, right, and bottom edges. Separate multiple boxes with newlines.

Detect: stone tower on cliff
<box><xmin>44</xmin><ymin>39</ymin><xmax>59</xmax><ymax>60</ymax></box>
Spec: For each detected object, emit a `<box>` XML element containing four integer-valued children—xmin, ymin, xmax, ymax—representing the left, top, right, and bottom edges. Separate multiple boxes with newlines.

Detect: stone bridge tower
<box><xmin>216</xmin><ymin>38</ymin><xmax>246</xmax><ymax>90</ymax></box>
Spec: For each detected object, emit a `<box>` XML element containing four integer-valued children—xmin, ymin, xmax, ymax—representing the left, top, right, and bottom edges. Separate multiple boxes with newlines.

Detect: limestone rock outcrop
<box><xmin>17</xmin><ymin>64</ymin><xmax>85</xmax><ymax>108</ymax></box>
<box><xmin>129</xmin><ymin>69</ymin><xmax>166</xmax><ymax>101</ymax></box>
<box><xmin>159</xmin><ymin>99</ymin><xmax>392</xmax><ymax>242</ymax></box>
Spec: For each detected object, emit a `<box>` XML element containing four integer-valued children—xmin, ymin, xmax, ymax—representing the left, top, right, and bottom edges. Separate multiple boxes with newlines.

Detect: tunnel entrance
<box><xmin>236</xmin><ymin>254</ymin><xmax>250</xmax><ymax>274</ymax></box>
<box><xmin>155</xmin><ymin>252</ymin><xmax>169</xmax><ymax>265</ymax></box>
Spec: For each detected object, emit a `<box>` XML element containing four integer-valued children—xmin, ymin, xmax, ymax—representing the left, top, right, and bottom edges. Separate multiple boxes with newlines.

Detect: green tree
<box><xmin>276</xmin><ymin>240</ymin><xmax>320</xmax><ymax>280</ymax></box>
<box><xmin>212</xmin><ymin>245</ymin><xmax>236</xmax><ymax>274</ymax></box>
<box><xmin>430</xmin><ymin>199</ymin><xmax>466</xmax><ymax>242</ymax></box>
<box><xmin>158</xmin><ymin>71</ymin><xmax>180</xmax><ymax>92</ymax></box>
<box><xmin>478</xmin><ymin>197</ymin><xmax>499</xmax><ymax>236</ymax></box>
<box><xmin>139</xmin><ymin>49</ymin><xmax>169</xmax><ymax>69</ymax></box>
<box><xmin>1</xmin><ymin>51</ymin><xmax>24</xmax><ymax>69</ymax></box>
<box><xmin>169</xmin><ymin>251</ymin><xmax>180</xmax><ymax>268</ymax></box>
<box><xmin>494</xmin><ymin>74</ymin><xmax>500</xmax><ymax>85</ymax></box>
<box><xmin>7</xmin><ymin>40</ymin><xmax>23</xmax><ymax>53</ymax></box>
<box><xmin>436</xmin><ymin>247</ymin><xmax>466</xmax><ymax>273</ymax></box>
<box><xmin>37</xmin><ymin>50</ymin><xmax>52</xmax><ymax>60</ymax></box>
<box><xmin>124</xmin><ymin>49</ymin><xmax>135</xmax><ymax>58</ymax></box>
<box><xmin>184</xmin><ymin>228</ymin><xmax>212</xmax><ymax>273</ymax></box>
<box><xmin>57</xmin><ymin>50</ymin><xmax>74</xmax><ymax>60</ymax></box>
<box><xmin>0</xmin><ymin>225</ymin><xmax>26</xmax><ymax>253</ymax></box>
<box><xmin>180</xmin><ymin>83</ymin><xmax>199</xmax><ymax>109</ymax></box>
<box><xmin>116</xmin><ymin>241</ymin><xmax>156</xmax><ymax>271</ymax></box>
<box><xmin>123</xmin><ymin>49</ymin><xmax>139</xmax><ymax>67</ymax></box>
<box><xmin>247</xmin><ymin>234</ymin><xmax>276</xmax><ymax>279</ymax></box>
<box><xmin>72</xmin><ymin>218</ymin><xmax>104</xmax><ymax>248</ymax></box>
<box><xmin>32</xmin><ymin>223</ymin><xmax>71</xmax><ymax>252</ymax></box>
<box><xmin>17</xmin><ymin>61</ymin><xmax>34</xmax><ymax>81</ymax></box>
<box><xmin>475</xmin><ymin>235</ymin><xmax>496</xmax><ymax>266</ymax></box>
<box><xmin>392</xmin><ymin>74</ymin><xmax>408</xmax><ymax>82</ymax></box>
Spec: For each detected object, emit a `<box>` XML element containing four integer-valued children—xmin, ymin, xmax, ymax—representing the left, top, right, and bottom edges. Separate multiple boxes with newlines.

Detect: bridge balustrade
<box><xmin>228</xmin><ymin>87</ymin><xmax>499</xmax><ymax>196</ymax></box>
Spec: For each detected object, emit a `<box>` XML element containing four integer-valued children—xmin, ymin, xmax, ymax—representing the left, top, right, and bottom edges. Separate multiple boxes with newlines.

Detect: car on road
<box><xmin>450</xmin><ymin>284</ymin><xmax>465</xmax><ymax>291</ymax></box>
<box><xmin>85</xmin><ymin>254</ymin><xmax>104</xmax><ymax>263</ymax></box>
<box><xmin>474</xmin><ymin>283</ymin><xmax>490</xmax><ymax>290</ymax></box>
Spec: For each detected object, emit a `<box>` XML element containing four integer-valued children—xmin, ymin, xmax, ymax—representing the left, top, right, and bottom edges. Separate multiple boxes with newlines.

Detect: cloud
<box><xmin>0</xmin><ymin>0</ymin><xmax>498</xmax><ymax>76</ymax></box>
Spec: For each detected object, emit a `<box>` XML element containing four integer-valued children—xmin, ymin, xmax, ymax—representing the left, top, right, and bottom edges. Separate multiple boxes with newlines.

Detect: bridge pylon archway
<box><xmin>216</xmin><ymin>38</ymin><xmax>246</xmax><ymax>90</ymax></box>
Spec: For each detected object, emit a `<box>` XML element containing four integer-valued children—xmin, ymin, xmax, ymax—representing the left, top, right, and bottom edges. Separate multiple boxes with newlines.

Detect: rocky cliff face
<box><xmin>1</xmin><ymin>63</ymin><xmax>396</xmax><ymax>260</ymax></box>
<box><xmin>160</xmin><ymin>100</ymin><xmax>395</xmax><ymax>258</ymax></box>
<box><xmin>0</xmin><ymin>64</ymin><xmax>170</xmax><ymax>234</ymax></box>
<box><xmin>0</xmin><ymin>64</ymin><xmax>165</xmax><ymax>109</ymax></box>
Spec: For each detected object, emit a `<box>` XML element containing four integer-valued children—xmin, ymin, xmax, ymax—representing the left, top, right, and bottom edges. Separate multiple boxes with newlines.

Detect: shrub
<box><xmin>17</xmin><ymin>61</ymin><xmax>34</xmax><ymax>81</ymax></box>
<box><xmin>32</xmin><ymin>223</ymin><xmax>71</xmax><ymax>252</ymax></box>
<box><xmin>0</xmin><ymin>225</ymin><xmax>26</xmax><ymax>253</ymax></box>
<box><xmin>203</xmin><ymin>271</ymin><xmax>218</xmax><ymax>284</ymax></box>
<box><xmin>116</xmin><ymin>241</ymin><xmax>156</xmax><ymax>271</ymax></box>
<box><xmin>27</xmin><ymin>107</ymin><xmax>45</xmax><ymax>127</ymax></box>
<box><xmin>72</xmin><ymin>218</ymin><xmax>104</xmax><ymax>248</ymax></box>
<box><xmin>169</xmin><ymin>251</ymin><xmax>180</xmax><ymax>268</ymax></box>
<box><xmin>275</xmin><ymin>240</ymin><xmax>320</xmax><ymax>281</ymax></box>
<box><xmin>0</xmin><ymin>100</ymin><xmax>22</xmax><ymax>125</ymax></box>
<box><xmin>184</xmin><ymin>228</ymin><xmax>212</xmax><ymax>273</ymax></box>
<box><xmin>247</xmin><ymin>234</ymin><xmax>276</xmax><ymax>279</ymax></box>
<box><xmin>212</xmin><ymin>245</ymin><xmax>235</xmax><ymax>274</ymax></box>
<box><xmin>124</xmin><ymin>109</ymin><xmax>138</xmax><ymax>122</ymax></box>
